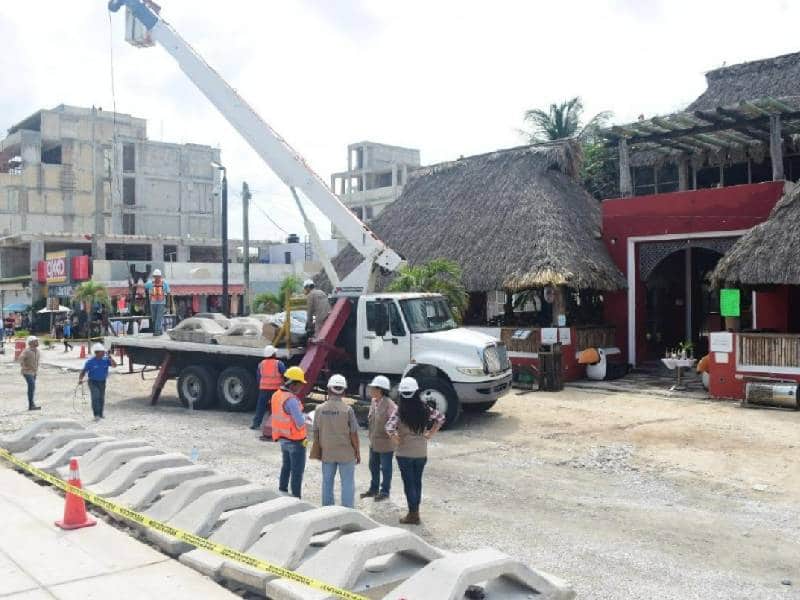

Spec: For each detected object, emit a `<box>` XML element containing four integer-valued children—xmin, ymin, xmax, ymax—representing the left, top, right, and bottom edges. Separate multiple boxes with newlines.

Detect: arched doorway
<box><xmin>643</xmin><ymin>246</ymin><xmax>725</xmax><ymax>360</ymax></box>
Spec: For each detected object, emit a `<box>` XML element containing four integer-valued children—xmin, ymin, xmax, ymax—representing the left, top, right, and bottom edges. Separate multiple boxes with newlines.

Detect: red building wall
<box><xmin>755</xmin><ymin>288</ymin><xmax>789</xmax><ymax>331</ymax></box>
<box><xmin>601</xmin><ymin>181</ymin><xmax>785</xmax><ymax>364</ymax></box>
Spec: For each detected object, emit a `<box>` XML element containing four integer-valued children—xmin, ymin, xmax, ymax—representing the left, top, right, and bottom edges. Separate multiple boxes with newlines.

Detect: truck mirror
<box><xmin>374</xmin><ymin>303</ymin><xmax>389</xmax><ymax>337</ymax></box>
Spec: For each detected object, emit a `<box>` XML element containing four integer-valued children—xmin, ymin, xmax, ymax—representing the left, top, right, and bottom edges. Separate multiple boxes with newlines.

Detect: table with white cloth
<box><xmin>661</xmin><ymin>357</ymin><xmax>697</xmax><ymax>391</ymax></box>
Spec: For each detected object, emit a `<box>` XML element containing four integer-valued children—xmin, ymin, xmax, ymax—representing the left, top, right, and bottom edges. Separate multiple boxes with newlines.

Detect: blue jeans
<box><xmin>396</xmin><ymin>456</ymin><xmax>427</xmax><ymax>512</ymax></box>
<box><xmin>151</xmin><ymin>303</ymin><xmax>165</xmax><ymax>335</ymax></box>
<box><xmin>368</xmin><ymin>448</ymin><xmax>393</xmax><ymax>495</ymax></box>
<box><xmin>89</xmin><ymin>380</ymin><xmax>106</xmax><ymax>417</ymax></box>
<box><xmin>252</xmin><ymin>390</ymin><xmax>274</xmax><ymax>428</ymax></box>
<box><xmin>279</xmin><ymin>439</ymin><xmax>306</xmax><ymax>498</ymax></box>
<box><xmin>23</xmin><ymin>374</ymin><xmax>36</xmax><ymax>407</ymax></box>
<box><xmin>321</xmin><ymin>461</ymin><xmax>356</xmax><ymax>508</ymax></box>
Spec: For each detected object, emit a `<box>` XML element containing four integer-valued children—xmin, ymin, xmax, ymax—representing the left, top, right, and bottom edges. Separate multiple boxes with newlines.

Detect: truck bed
<box><xmin>104</xmin><ymin>335</ymin><xmax>304</xmax><ymax>361</ymax></box>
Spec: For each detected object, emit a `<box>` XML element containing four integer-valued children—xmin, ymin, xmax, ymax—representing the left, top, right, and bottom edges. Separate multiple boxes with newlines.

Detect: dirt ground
<box><xmin>1</xmin><ymin>355</ymin><xmax>798</xmax><ymax>600</ymax></box>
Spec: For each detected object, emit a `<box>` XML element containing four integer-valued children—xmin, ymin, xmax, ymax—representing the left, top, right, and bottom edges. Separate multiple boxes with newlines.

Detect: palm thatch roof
<box><xmin>324</xmin><ymin>141</ymin><xmax>626</xmax><ymax>293</ymax></box>
<box><xmin>711</xmin><ymin>182</ymin><xmax>800</xmax><ymax>286</ymax></box>
<box><xmin>689</xmin><ymin>51</ymin><xmax>800</xmax><ymax>111</ymax></box>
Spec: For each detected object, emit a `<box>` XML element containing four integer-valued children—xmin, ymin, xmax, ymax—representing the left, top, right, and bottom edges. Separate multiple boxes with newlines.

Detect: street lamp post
<box><xmin>212</xmin><ymin>162</ymin><xmax>229</xmax><ymax>317</ymax></box>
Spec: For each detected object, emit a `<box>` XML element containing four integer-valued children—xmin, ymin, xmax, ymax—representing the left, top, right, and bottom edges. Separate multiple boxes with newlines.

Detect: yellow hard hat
<box><xmin>284</xmin><ymin>366</ymin><xmax>307</xmax><ymax>384</ymax></box>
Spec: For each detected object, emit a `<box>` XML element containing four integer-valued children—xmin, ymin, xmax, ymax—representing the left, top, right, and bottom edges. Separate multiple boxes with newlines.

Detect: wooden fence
<box><xmin>738</xmin><ymin>333</ymin><xmax>800</xmax><ymax>368</ymax></box>
<box><xmin>500</xmin><ymin>326</ymin><xmax>615</xmax><ymax>353</ymax></box>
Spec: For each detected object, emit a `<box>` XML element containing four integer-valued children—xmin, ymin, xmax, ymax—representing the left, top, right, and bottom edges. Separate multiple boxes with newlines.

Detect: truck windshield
<box><xmin>399</xmin><ymin>297</ymin><xmax>457</xmax><ymax>333</ymax></box>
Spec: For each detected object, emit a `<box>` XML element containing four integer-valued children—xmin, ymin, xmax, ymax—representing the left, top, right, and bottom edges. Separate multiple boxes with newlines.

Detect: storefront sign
<box><xmin>720</xmin><ymin>288</ymin><xmax>740</xmax><ymax>317</ymax></box>
<box><xmin>541</xmin><ymin>328</ymin><xmax>558</xmax><ymax>344</ymax></box>
<box><xmin>45</xmin><ymin>252</ymin><xmax>69</xmax><ymax>284</ymax></box>
<box><xmin>709</xmin><ymin>331</ymin><xmax>733</xmax><ymax>353</ymax></box>
<box><xmin>48</xmin><ymin>285</ymin><xmax>74</xmax><ymax>298</ymax></box>
<box><xmin>558</xmin><ymin>327</ymin><xmax>571</xmax><ymax>345</ymax></box>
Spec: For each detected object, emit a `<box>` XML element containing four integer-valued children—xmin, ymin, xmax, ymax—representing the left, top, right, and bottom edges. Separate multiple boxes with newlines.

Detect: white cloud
<box><xmin>2</xmin><ymin>0</ymin><xmax>799</xmax><ymax>241</ymax></box>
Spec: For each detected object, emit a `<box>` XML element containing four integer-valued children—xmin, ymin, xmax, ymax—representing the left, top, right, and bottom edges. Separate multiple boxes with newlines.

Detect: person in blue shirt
<box><xmin>78</xmin><ymin>343</ymin><xmax>117</xmax><ymax>420</ymax></box>
<box><xmin>62</xmin><ymin>318</ymin><xmax>73</xmax><ymax>352</ymax></box>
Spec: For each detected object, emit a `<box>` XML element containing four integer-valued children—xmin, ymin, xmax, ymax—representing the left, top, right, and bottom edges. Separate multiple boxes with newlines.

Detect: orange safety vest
<box><xmin>271</xmin><ymin>389</ymin><xmax>306</xmax><ymax>441</ymax></box>
<box><xmin>150</xmin><ymin>282</ymin><xmax>165</xmax><ymax>303</ymax></box>
<box><xmin>259</xmin><ymin>359</ymin><xmax>282</xmax><ymax>390</ymax></box>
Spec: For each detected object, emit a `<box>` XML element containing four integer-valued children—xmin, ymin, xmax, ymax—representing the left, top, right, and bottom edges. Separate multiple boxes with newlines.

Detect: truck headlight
<box><xmin>457</xmin><ymin>367</ymin><xmax>485</xmax><ymax>376</ymax></box>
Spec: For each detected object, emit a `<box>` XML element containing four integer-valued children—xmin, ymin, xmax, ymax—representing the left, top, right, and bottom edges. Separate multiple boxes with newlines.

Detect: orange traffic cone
<box><xmin>55</xmin><ymin>458</ymin><xmax>96</xmax><ymax>530</ymax></box>
<box><xmin>79</xmin><ymin>343</ymin><xmax>87</xmax><ymax>359</ymax></box>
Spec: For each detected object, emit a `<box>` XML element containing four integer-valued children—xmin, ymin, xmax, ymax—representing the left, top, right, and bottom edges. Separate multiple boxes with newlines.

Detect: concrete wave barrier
<box><xmin>1</xmin><ymin>419</ymin><xmax>576</xmax><ymax>600</ymax></box>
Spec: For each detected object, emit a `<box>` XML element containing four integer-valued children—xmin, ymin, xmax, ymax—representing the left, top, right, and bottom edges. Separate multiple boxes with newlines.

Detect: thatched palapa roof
<box><xmin>711</xmin><ymin>182</ymin><xmax>800</xmax><ymax>286</ymax></box>
<box><xmin>326</xmin><ymin>141</ymin><xmax>626</xmax><ymax>292</ymax></box>
<box><xmin>689</xmin><ymin>51</ymin><xmax>800</xmax><ymax>111</ymax></box>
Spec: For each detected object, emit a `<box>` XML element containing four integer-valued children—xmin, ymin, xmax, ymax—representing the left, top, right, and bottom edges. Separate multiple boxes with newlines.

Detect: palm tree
<box><xmin>388</xmin><ymin>259</ymin><xmax>468</xmax><ymax>321</ymax></box>
<box><xmin>252</xmin><ymin>274</ymin><xmax>303</xmax><ymax>314</ymax></box>
<box><xmin>72</xmin><ymin>280</ymin><xmax>110</xmax><ymax>340</ymax></box>
<box><xmin>523</xmin><ymin>96</ymin><xmax>611</xmax><ymax>143</ymax></box>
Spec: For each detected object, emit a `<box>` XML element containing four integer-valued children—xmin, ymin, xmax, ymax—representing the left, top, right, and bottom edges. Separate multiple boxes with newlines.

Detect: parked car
<box><xmin>212</xmin><ymin>321</ymin><xmax>264</xmax><ymax>348</ymax></box>
<box><xmin>193</xmin><ymin>312</ymin><xmax>231</xmax><ymax>329</ymax></box>
<box><xmin>167</xmin><ymin>317</ymin><xmax>227</xmax><ymax>344</ymax></box>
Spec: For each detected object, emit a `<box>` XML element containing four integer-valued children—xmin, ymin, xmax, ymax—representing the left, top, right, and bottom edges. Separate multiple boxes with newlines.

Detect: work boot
<box><xmin>28</xmin><ymin>404</ymin><xmax>41</xmax><ymax>411</ymax></box>
<box><xmin>374</xmin><ymin>492</ymin><xmax>389</xmax><ymax>502</ymax></box>
<box><xmin>360</xmin><ymin>490</ymin><xmax>377</xmax><ymax>499</ymax></box>
<box><xmin>399</xmin><ymin>511</ymin><xmax>420</xmax><ymax>525</ymax></box>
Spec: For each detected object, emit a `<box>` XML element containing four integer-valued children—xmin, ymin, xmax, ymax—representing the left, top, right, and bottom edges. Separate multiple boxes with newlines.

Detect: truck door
<box><xmin>358</xmin><ymin>299</ymin><xmax>411</xmax><ymax>375</ymax></box>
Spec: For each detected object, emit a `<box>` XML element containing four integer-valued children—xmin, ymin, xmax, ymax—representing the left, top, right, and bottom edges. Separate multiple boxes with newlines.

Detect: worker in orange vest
<box><xmin>251</xmin><ymin>345</ymin><xmax>286</xmax><ymax>431</ymax></box>
<box><xmin>271</xmin><ymin>366</ymin><xmax>309</xmax><ymax>498</ymax></box>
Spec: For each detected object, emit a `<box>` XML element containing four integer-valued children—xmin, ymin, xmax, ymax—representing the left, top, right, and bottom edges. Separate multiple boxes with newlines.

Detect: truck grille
<box><xmin>484</xmin><ymin>343</ymin><xmax>510</xmax><ymax>374</ymax></box>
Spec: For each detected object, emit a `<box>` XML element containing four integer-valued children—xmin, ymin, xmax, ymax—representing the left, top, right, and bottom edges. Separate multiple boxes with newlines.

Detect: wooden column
<box><xmin>619</xmin><ymin>138</ymin><xmax>633</xmax><ymax>197</ymax></box>
<box><xmin>552</xmin><ymin>285</ymin><xmax>567</xmax><ymax>327</ymax></box>
<box><xmin>678</xmin><ymin>157</ymin><xmax>690</xmax><ymax>191</ymax></box>
<box><xmin>769</xmin><ymin>114</ymin><xmax>785</xmax><ymax>181</ymax></box>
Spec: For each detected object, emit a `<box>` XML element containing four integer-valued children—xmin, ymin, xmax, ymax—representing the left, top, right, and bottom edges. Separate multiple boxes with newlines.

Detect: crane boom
<box><xmin>108</xmin><ymin>0</ymin><xmax>404</xmax><ymax>294</ymax></box>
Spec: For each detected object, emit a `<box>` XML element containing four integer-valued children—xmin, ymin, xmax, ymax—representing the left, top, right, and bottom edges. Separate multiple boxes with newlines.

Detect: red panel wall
<box><xmin>71</xmin><ymin>255</ymin><xmax>90</xmax><ymax>281</ymax></box>
<box><xmin>755</xmin><ymin>288</ymin><xmax>789</xmax><ymax>331</ymax></box>
<box><xmin>36</xmin><ymin>261</ymin><xmax>47</xmax><ymax>283</ymax></box>
<box><xmin>601</xmin><ymin>182</ymin><xmax>785</xmax><ymax>364</ymax></box>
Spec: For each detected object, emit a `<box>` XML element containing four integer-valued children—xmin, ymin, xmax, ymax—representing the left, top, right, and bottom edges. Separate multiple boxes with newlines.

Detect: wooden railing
<box><xmin>500</xmin><ymin>325</ymin><xmax>615</xmax><ymax>353</ymax></box>
<box><xmin>738</xmin><ymin>333</ymin><xmax>800</xmax><ymax>368</ymax></box>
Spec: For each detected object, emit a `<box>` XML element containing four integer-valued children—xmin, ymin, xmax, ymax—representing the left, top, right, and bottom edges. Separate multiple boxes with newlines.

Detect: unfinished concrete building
<box><xmin>330</xmin><ymin>141</ymin><xmax>420</xmax><ymax>238</ymax></box>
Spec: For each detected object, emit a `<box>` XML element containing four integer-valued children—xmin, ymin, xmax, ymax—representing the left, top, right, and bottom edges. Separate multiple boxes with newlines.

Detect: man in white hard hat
<box><xmin>19</xmin><ymin>336</ymin><xmax>41</xmax><ymax>411</ymax></box>
<box><xmin>78</xmin><ymin>342</ymin><xmax>117</xmax><ymax>420</ymax></box>
<box><xmin>360</xmin><ymin>375</ymin><xmax>396</xmax><ymax>501</ymax></box>
<box><xmin>145</xmin><ymin>268</ymin><xmax>170</xmax><ymax>336</ymax></box>
<box><xmin>251</xmin><ymin>345</ymin><xmax>286</xmax><ymax>431</ymax></box>
<box><xmin>303</xmin><ymin>279</ymin><xmax>330</xmax><ymax>339</ymax></box>
<box><xmin>312</xmin><ymin>374</ymin><xmax>360</xmax><ymax>507</ymax></box>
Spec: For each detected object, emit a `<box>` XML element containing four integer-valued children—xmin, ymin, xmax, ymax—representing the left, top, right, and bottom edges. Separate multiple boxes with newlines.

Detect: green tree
<box><xmin>252</xmin><ymin>274</ymin><xmax>303</xmax><ymax>313</ymax></box>
<box><xmin>522</xmin><ymin>96</ymin><xmax>611</xmax><ymax>143</ymax></box>
<box><xmin>388</xmin><ymin>259</ymin><xmax>468</xmax><ymax>321</ymax></box>
<box><xmin>72</xmin><ymin>280</ymin><xmax>110</xmax><ymax>339</ymax></box>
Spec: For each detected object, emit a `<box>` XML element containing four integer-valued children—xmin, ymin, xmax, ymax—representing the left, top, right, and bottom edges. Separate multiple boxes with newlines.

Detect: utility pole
<box><xmin>242</xmin><ymin>182</ymin><xmax>251</xmax><ymax>316</ymax></box>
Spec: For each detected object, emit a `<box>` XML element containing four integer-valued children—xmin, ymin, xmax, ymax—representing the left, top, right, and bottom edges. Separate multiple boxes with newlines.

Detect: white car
<box><xmin>167</xmin><ymin>317</ymin><xmax>227</xmax><ymax>344</ymax></box>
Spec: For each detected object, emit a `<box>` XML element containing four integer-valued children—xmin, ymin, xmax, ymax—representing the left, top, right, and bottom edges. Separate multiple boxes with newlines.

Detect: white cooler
<box><xmin>585</xmin><ymin>347</ymin><xmax>622</xmax><ymax>381</ymax></box>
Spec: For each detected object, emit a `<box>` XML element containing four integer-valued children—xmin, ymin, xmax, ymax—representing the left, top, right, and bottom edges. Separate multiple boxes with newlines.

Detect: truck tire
<box><xmin>462</xmin><ymin>400</ymin><xmax>496</xmax><ymax>413</ymax></box>
<box><xmin>178</xmin><ymin>365</ymin><xmax>218</xmax><ymax>410</ymax></box>
<box><xmin>217</xmin><ymin>366</ymin><xmax>257</xmax><ymax>412</ymax></box>
<box><xmin>417</xmin><ymin>376</ymin><xmax>461</xmax><ymax>429</ymax></box>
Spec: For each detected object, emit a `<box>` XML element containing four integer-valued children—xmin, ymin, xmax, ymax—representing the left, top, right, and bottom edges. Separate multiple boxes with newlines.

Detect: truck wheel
<box><xmin>462</xmin><ymin>401</ymin><xmax>496</xmax><ymax>413</ymax></box>
<box><xmin>178</xmin><ymin>365</ymin><xmax>218</xmax><ymax>410</ymax></box>
<box><xmin>217</xmin><ymin>366</ymin><xmax>257</xmax><ymax>412</ymax></box>
<box><xmin>417</xmin><ymin>376</ymin><xmax>461</xmax><ymax>429</ymax></box>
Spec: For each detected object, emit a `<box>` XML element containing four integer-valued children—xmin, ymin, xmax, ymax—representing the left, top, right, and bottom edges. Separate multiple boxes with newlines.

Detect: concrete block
<box><xmin>81</xmin><ymin>446</ymin><xmax>161</xmax><ymax>485</ymax></box>
<box><xmin>32</xmin><ymin>436</ymin><xmax>115</xmax><ymax>474</ymax></box>
<box><xmin>266</xmin><ymin>526</ymin><xmax>444</xmax><ymax>600</ymax></box>
<box><xmin>179</xmin><ymin>497</ymin><xmax>314</xmax><ymax>578</ymax></box>
<box><xmin>383</xmin><ymin>548</ymin><xmax>576</xmax><ymax>600</ymax></box>
<box><xmin>0</xmin><ymin>419</ymin><xmax>83</xmax><ymax>453</ymax></box>
<box><xmin>144</xmin><ymin>474</ymin><xmax>248</xmax><ymax>523</ymax></box>
<box><xmin>15</xmin><ymin>430</ymin><xmax>98</xmax><ymax>463</ymax></box>
<box><xmin>89</xmin><ymin>453</ymin><xmax>192</xmax><ymax>497</ymax></box>
<box><xmin>56</xmin><ymin>439</ymin><xmax>149</xmax><ymax>478</ymax></box>
<box><xmin>110</xmin><ymin>465</ymin><xmax>215</xmax><ymax>511</ymax></box>
<box><xmin>147</xmin><ymin>483</ymin><xmax>275</xmax><ymax>556</ymax></box>
<box><xmin>219</xmin><ymin>506</ymin><xmax>379</xmax><ymax>593</ymax></box>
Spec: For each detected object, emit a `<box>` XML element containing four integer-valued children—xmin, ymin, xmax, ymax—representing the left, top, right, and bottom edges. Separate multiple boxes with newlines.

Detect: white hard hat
<box><xmin>327</xmin><ymin>373</ymin><xmax>347</xmax><ymax>392</ymax></box>
<box><xmin>152</xmin><ymin>269</ymin><xmax>163</xmax><ymax>277</ymax></box>
<box><xmin>369</xmin><ymin>375</ymin><xmax>391</xmax><ymax>391</ymax></box>
<box><xmin>263</xmin><ymin>344</ymin><xmax>276</xmax><ymax>357</ymax></box>
<box><xmin>398</xmin><ymin>377</ymin><xmax>419</xmax><ymax>397</ymax></box>
<box><xmin>91</xmin><ymin>342</ymin><xmax>106</xmax><ymax>353</ymax></box>
<box><xmin>303</xmin><ymin>279</ymin><xmax>315</xmax><ymax>288</ymax></box>
<box><xmin>26</xmin><ymin>335</ymin><xmax>38</xmax><ymax>345</ymax></box>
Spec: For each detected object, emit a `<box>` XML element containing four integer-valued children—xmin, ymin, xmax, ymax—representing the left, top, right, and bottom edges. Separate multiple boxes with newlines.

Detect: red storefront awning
<box><xmin>105</xmin><ymin>284</ymin><xmax>244</xmax><ymax>297</ymax></box>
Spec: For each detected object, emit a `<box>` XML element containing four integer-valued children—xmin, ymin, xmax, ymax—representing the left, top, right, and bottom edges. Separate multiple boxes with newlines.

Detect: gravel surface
<box><xmin>1</xmin><ymin>352</ymin><xmax>799</xmax><ymax>599</ymax></box>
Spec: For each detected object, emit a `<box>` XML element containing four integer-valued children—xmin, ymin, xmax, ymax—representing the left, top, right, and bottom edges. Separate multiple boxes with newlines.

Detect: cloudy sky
<box><xmin>1</xmin><ymin>0</ymin><xmax>798</xmax><ymax>241</ymax></box>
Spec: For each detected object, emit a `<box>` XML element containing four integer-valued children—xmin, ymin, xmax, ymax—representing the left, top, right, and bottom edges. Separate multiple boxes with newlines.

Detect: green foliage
<box><xmin>522</xmin><ymin>97</ymin><xmax>611</xmax><ymax>143</ymax></box>
<box><xmin>388</xmin><ymin>259</ymin><xmax>468</xmax><ymax>320</ymax></box>
<box><xmin>580</xmin><ymin>140</ymin><xmax>619</xmax><ymax>200</ymax></box>
<box><xmin>253</xmin><ymin>274</ymin><xmax>303</xmax><ymax>313</ymax></box>
<box><xmin>13</xmin><ymin>329</ymin><xmax>30</xmax><ymax>339</ymax></box>
<box><xmin>72</xmin><ymin>280</ymin><xmax>110</xmax><ymax>339</ymax></box>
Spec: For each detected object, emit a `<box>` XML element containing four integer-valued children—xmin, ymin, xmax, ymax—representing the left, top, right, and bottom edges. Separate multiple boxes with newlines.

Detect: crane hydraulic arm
<box><xmin>107</xmin><ymin>0</ymin><xmax>404</xmax><ymax>294</ymax></box>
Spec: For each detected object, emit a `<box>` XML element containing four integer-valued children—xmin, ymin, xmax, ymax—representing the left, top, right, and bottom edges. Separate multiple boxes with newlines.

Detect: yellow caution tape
<box><xmin>0</xmin><ymin>448</ymin><xmax>367</xmax><ymax>600</ymax></box>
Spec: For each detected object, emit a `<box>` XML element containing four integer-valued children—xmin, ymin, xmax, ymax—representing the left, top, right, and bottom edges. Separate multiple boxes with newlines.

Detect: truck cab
<box><xmin>352</xmin><ymin>293</ymin><xmax>512</xmax><ymax>424</ymax></box>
